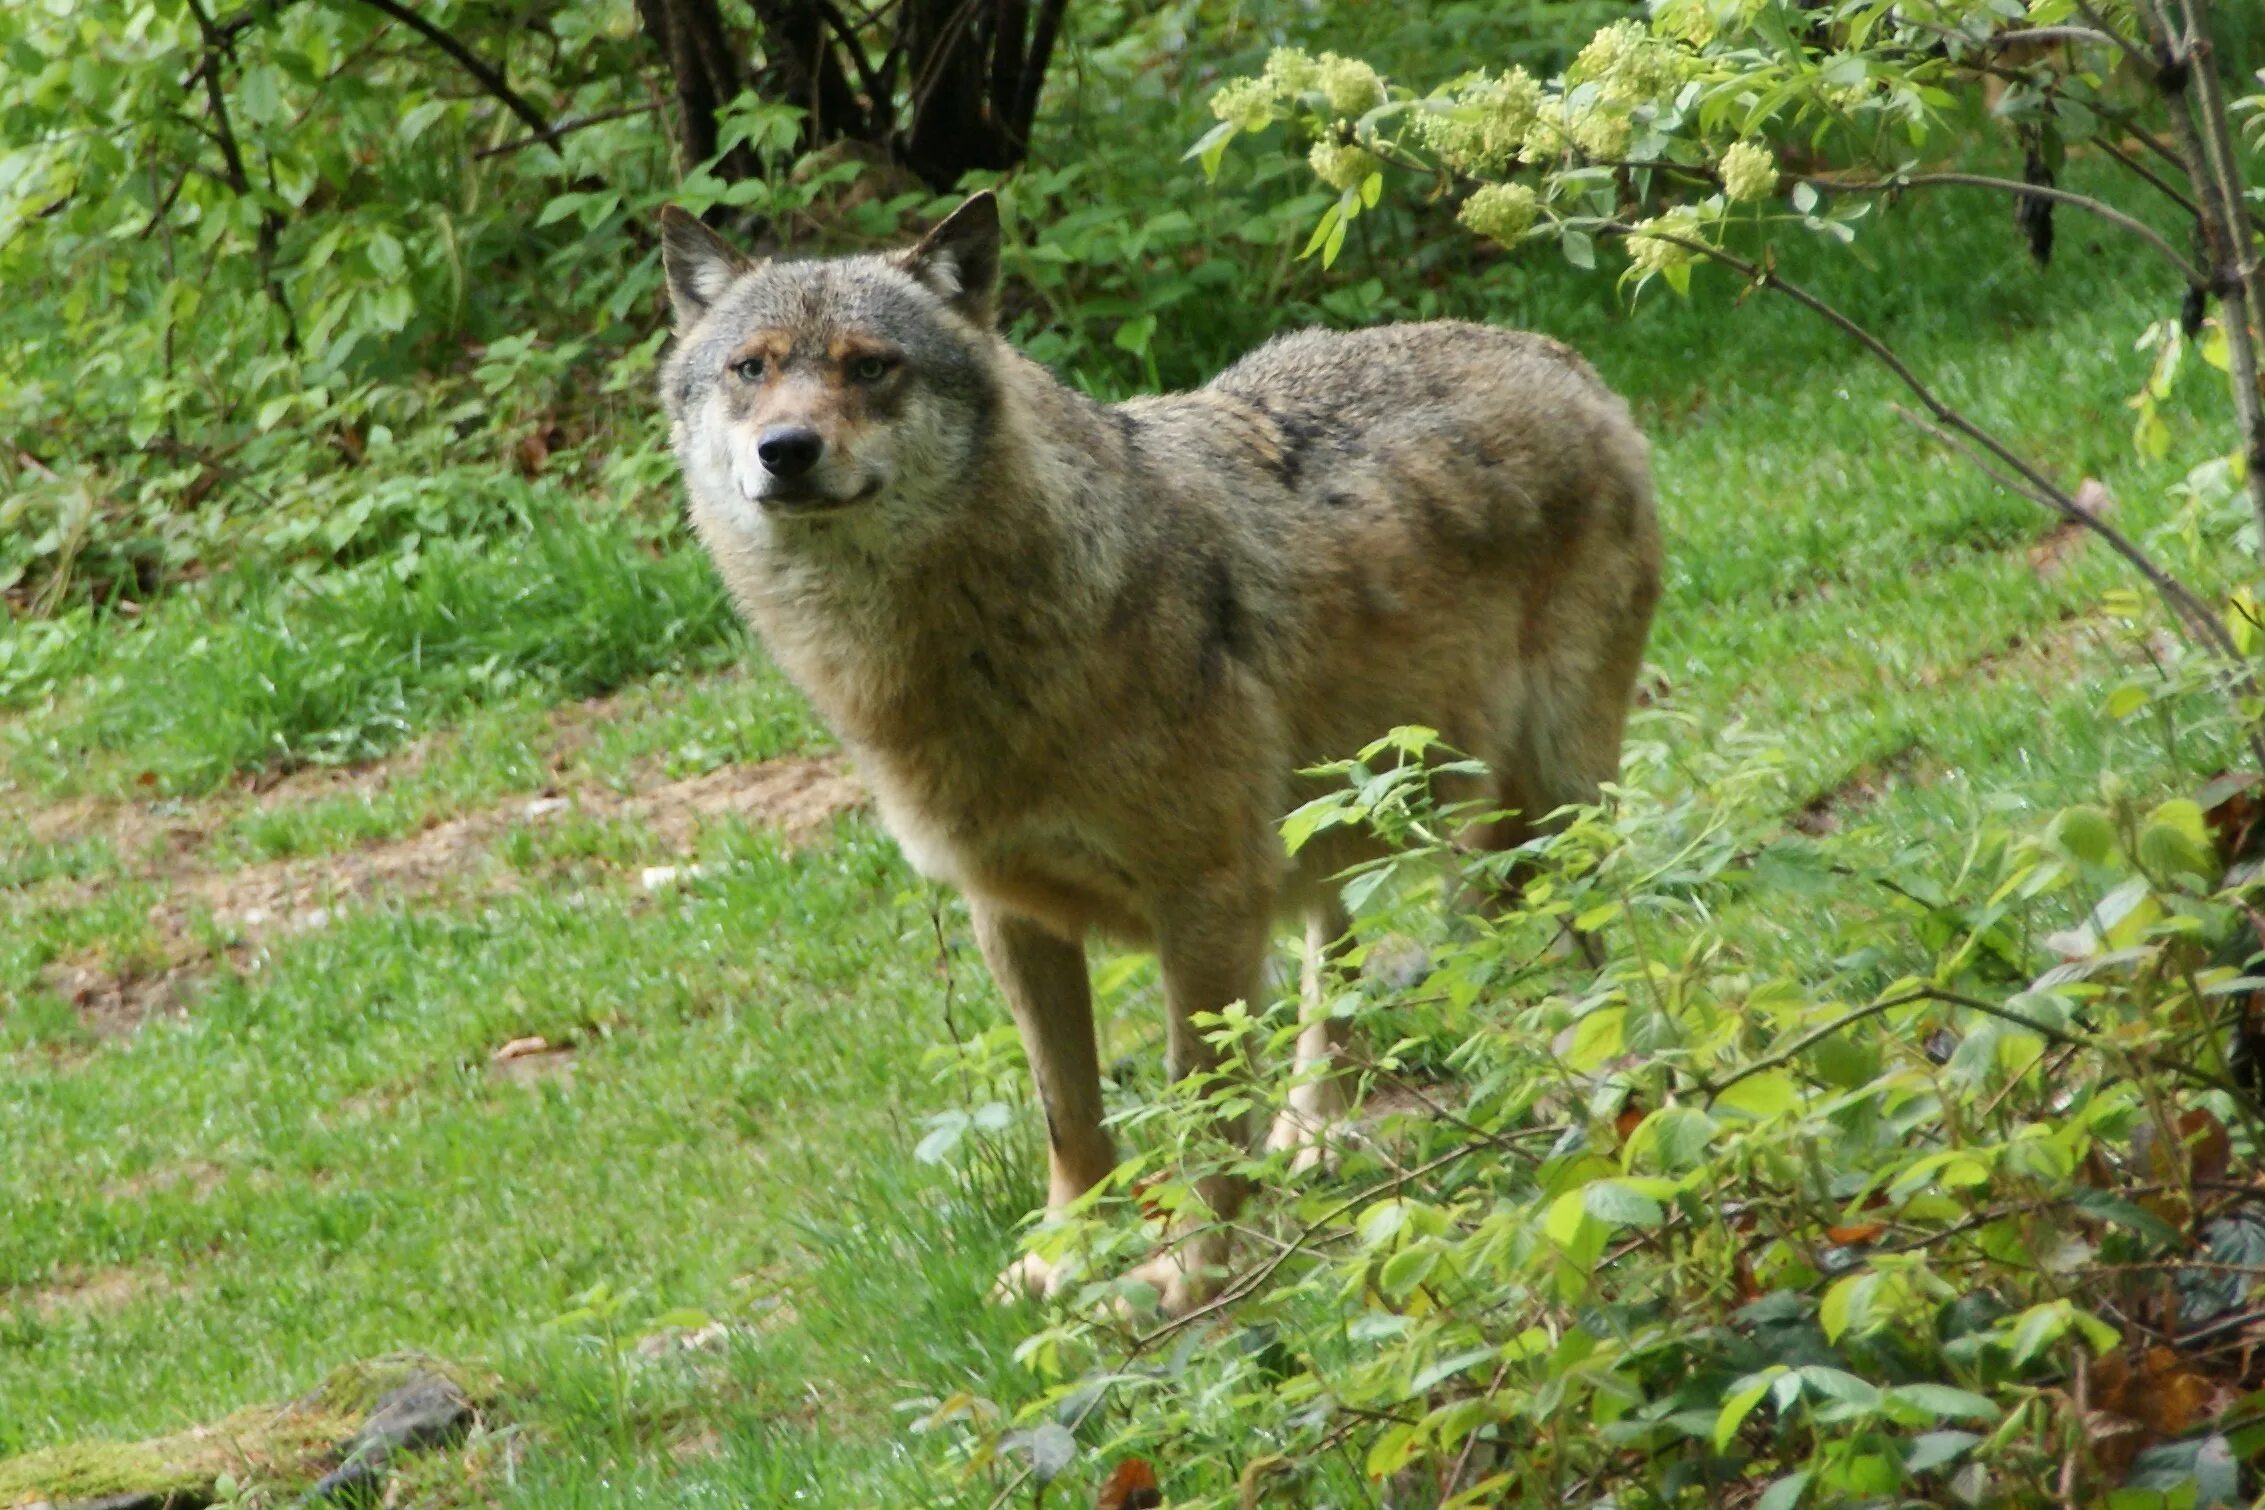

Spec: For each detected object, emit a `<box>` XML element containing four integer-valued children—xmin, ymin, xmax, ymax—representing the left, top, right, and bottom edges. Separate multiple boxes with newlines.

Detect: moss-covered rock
<box><xmin>0</xmin><ymin>1355</ymin><xmax>490</xmax><ymax>1508</ymax></box>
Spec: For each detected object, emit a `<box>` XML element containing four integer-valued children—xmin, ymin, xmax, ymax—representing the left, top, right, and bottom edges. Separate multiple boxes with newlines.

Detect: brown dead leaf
<box><xmin>2132</xmin><ymin>1108</ymin><xmax>2232</xmax><ymax>1188</ymax></box>
<box><xmin>2180</xmin><ymin>1109</ymin><xmax>2232</xmax><ymax>1184</ymax></box>
<box><xmin>1099</xmin><ymin>1457</ymin><xmax>1163</xmax><ymax>1510</ymax></box>
<box><xmin>1826</xmin><ymin>1223</ymin><xmax>1885</xmax><ymax>1245</ymax></box>
<box><xmin>1615</xmin><ymin>1099</ymin><xmax>1647</xmax><ymax>1141</ymax></box>
<box><xmin>2093</xmin><ymin>1346</ymin><xmax>2219</xmax><ymax>1442</ymax></box>
<box><xmin>2201</xmin><ymin>771</ymin><xmax>2264</xmax><ymax>871</ymax></box>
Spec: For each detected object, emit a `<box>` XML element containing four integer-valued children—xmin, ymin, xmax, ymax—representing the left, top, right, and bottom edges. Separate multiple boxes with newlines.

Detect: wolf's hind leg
<box><xmin>1265</xmin><ymin>893</ymin><xmax>1355</xmax><ymax>1172</ymax></box>
<box><xmin>974</xmin><ymin>902</ymin><xmax>1113</xmax><ymax>1302</ymax></box>
<box><xmin>1125</xmin><ymin>891</ymin><xmax>1274</xmax><ymax>1314</ymax></box>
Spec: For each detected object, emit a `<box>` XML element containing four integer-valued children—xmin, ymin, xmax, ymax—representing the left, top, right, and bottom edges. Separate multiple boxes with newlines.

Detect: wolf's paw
<box><xmin>1264</xmin><ymin>1108</ymin><xmax>1341</xmax><ymax>1175</ymax></box>
<box><xmin>1122</xmin><ymin>1233</ymin><xmax>1231</xmax><ymax>1318</ymax></box>
<box><xmin>1266</xmin><ymin>1080</ymin><xmax>1352</xmax><ymax>1175</ymax></box>
<box><xmin>992</xmin><ymin>1250</ymin><xmax>1066</xmax><ymax>1304</ymax></box>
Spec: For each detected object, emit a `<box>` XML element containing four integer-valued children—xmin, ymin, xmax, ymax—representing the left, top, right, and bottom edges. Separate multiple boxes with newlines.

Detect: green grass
<box><xmin>0</xmin><ymin>166</ymin><xmax>2250</xmax><ymax>1504</ymax></box>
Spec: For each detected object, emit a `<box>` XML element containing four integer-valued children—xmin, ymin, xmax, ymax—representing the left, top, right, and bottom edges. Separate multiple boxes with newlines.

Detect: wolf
<box><xmin>656</xmin><ymin>191</ymin><xmax>1660</xmax><ymax>1312</ymax></box>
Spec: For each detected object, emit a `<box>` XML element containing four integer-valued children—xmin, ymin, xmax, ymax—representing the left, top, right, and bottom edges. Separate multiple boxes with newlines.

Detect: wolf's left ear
<box><xmin>898</xmin><ymin>191</ymin><xmax>1001</xmax><ymax>328</ymax></box>
<box><xmin>658</xmin><ymin>206</ymin><xmax>749</xmax><ymax>326</ymax></box>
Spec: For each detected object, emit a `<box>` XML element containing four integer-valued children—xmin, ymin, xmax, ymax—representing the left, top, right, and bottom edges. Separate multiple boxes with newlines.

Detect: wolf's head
<box><xmin>657</xmin><ymin>193</ymin><xmax>1003</xmax><ymax>545</ymax></box>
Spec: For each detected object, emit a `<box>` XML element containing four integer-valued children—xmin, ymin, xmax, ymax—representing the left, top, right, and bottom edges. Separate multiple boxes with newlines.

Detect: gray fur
<box><xmin>658</xmin><ymin>191</ymin><xmax>1661</xmax><ymax>1311</ymax></box>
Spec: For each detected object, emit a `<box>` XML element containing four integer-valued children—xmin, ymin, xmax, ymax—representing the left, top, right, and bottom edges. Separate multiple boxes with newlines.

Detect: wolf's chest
<box><xmin>861</xmin><ymin>755</ymin><xmax>1150</xmax><ymax>940</ymax></box>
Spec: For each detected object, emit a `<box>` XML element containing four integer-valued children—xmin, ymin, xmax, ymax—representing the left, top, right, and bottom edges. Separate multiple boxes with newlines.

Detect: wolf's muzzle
<box><xmin>757</xmin><ymin>425</ymin><xmax>825</xmax><ymax>479</ymax></box>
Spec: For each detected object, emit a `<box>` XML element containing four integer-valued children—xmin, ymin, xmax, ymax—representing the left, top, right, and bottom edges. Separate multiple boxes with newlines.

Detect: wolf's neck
<box><xmin>743</xmin><ymin>353</ymin><xmax>1133</xmax><ymax>752</ymax></box>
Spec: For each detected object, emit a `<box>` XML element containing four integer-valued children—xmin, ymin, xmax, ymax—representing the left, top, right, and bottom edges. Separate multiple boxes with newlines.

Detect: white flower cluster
<box><xmin>1408</xmin><ymin>68</ymin><xmax>1542</xmax><ymax>175</ymax></box>
<box><xmin>1627</xmin><ymin>205</ymin><xmax>1705</xmax><ymax>275</ymax></box>
<box><xmin>1458</xmin><ymin>183</ymin><xmax>1539</xmax><ymax>246</ymax></box>
<box><xmin>1719</xmin><ymin>139</ymin><xmax>1776</xmax><ymax>202</ymax></box>
<box><xmin>1571</xmin><ymin>19</ymin><xmax>1685</xmax><ymax>104</ymax></box>
<box><xmin>1208</xmin><ymin>47</ymin><xmax>1390</xmax><ymax>136</ymax></box>
<box><xmin>1308</xmin><ymin>141</ymin><xmax>1382</xmax><ymax>191</ymax></box>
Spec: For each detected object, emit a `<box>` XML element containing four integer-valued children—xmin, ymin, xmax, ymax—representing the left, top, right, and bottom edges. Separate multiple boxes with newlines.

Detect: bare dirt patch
<box><xmin>1792</xmin><ymin>742</ymin><xmax>1931</xmax><ymax>836</ymax></box>
<box><xmin>39</xmin><ymin>960</ymin><xmax>196</xmax><ymax>1040</ymax></box>
<box><xmin>10</xmin><ymin>1264</ymin><xmax>176</xmax><ymax>1321</ymax></box>
<box><xmin>2027</xmin><ymin>476</ymin><xmax>2116</xmax><ymax>580</ymax></box>
<box><xmin>32</xmin><ymin>752</ymin><xmax>864</xmax><ymax>1039</ymax></box>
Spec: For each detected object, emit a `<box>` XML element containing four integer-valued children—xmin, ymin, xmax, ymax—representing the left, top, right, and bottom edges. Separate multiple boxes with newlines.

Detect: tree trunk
<box><xmin>633</xmin><ymin>0</ymin><xmax>761</xmax><ymax>180</ymax></box>
<box><xmin>636</xmin><ymin>0</ymin><xmax>1068</xmax><ymax>190</ymax></box>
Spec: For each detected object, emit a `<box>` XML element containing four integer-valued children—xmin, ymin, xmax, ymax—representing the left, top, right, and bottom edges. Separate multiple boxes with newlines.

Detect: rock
<box><xmin>308</xmin><ymin>1373</ymin><xmax>473</xmax><ymax>1504</ymax></box>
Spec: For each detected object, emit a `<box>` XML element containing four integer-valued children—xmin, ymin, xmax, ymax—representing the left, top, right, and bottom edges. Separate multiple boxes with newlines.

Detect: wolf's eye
<box><xmin>847</xmin><ymin>354</ymin><xmax>896</xmax><ymax>383</ymax></box>
<box><xmin>731</xmin><ymin>356</ymin><xmax>765</xmax><ymax>383</ymax></box>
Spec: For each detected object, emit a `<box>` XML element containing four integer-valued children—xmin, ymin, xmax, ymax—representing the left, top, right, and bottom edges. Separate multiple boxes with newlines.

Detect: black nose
<box><xmin>757</xmin><ymin>425</ymin><xmax>824</xmax><ymax>479</ymax></box>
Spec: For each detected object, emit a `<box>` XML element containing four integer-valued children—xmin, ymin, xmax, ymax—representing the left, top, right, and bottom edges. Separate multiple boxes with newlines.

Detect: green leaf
<box><xmin>1407</xmin><ymin>1345</ymin><xmax>1498</xmax><ymax>1395</ymax></box>
<box><xmin>1889</xmin><ymin>1384</ymin><xmax>2002</xmax><ymax>1423</ymax></box>
<box><xmin>1756</xmin><ymin>1471</ymin><xmax>1811</xmax><ymax>1510</ymax></box>
<box><xmin>1819</xmin><ymin>1271</ymin><xmax>1878</xmax><ymax>1343</ymax></box>
<box><xmin>1715</xmin><ymin>1071</ymin><xmax>1802</xmax><ymax>1121</ymax></box>
<box><xmin>2052</xmin><ymin>805</ymin><xmax>2117</xmax><ymax>864</ymax></box>
<box><xmin>1300</xmin><ymin>202</ymin><xmax>1343</xmax><ymax>261</ymax></box>
<box><xmin>1796</xmin><ymin>1365</ymin><xmax>1881</xmax><ymax>1410</ymax></box>
<box><xmin>538</xmin><ymin>192</ymin><xmax>589</xmax><ymax>228</ymax></box>
<box><xmin>367</xmin><ymin>229</ymin><xmax>406</xmax><ymax>282</ymax></box>
<box><xmin>1366</xmin><ymin>1420</ymin><xmax>1422</xmax><ymax>1478</ymax></box>
<box><xmin>1905</xmin><ymin>1429</ymin><xmax>1982</xmax><ymax>1472</ymax></box>
<box><xmin>1584</xmin><ymin>1179</ymin><xmax>1665</xmax><ymax>1228</ymax></box>
<box><xmin>2006</xmin><ymin>1301</ymin><xmax>2070</xmax><ymax>1366</ymax></box>
<box><xmin>1561</xmin><ymin>230</ymin><xmax>1596</xmax><ymax>270</ymax></box>
<box><xmin>1183</xmin><ymin>120</ymin><xmax>1236</xmax><ymax>178</ymax></box>
<box><xmin>1028</xmin><ymin>1422</ymin><xmax>1075</xmax><ymax>1483</ymax></box>
<box><xmin>1378</xmin><ymin>1244</ymin><xmax>1439</xmax><ymax>1298</ymax></box>
<box><xmin>1714</xmin><ymin>1370</ymin><xmax>1779</xmax><ymax>1451</ymax></box>
<box><xmin>1113</xmin><ymin>313</ymin><xmax>1157</xmax><ymax>355</ymax></box>
<box><xmin>1545</xmin><ymin>1188</ymin><xmax>1591</xmax><ymax>1251</ymax></box>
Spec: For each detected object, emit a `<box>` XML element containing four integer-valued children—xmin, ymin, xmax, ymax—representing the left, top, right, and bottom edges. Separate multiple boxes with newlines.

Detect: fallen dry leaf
<box><xmin>1098</xmin><ymin>1456</ymin><xmax>1162</xmax><ymax>1510</ymax></box>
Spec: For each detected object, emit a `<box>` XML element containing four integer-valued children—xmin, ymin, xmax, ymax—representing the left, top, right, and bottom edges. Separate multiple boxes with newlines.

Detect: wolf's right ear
<box><xmin>897</xmin><ymin>191</ymin><xmax>1001</xmax><ymax>328</ymax></box>
<box><xmin>658</xmin><ymin>207</ymin><xmax>748</xmax><ymax>325</ymax></box>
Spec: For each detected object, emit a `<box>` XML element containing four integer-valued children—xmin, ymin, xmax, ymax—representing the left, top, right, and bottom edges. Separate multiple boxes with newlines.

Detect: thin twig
<box><xmin>2094</xmin><ymin>133</ymin><xmax>2203</xmax><ymax>220</ymax></box>
<box><xmin>2137</xmin><ymin>0</ymin><xmax>2265</xmax><ymax>566</ymax></box>
<box><xmin>1890</xmin><ymin>403</ymin><xmax>2254</xmax><ymax>679</ymax></box>
<box><xmin>473</xmin><ymin>101</ymin><xmax>660</xmax><ymax>159</ymax></box>
<box><xmin>1603</xmin><ymin>220</ymin><xmax>2261</xmax><ymax>750</ymax></box>
<box><xmin>1802</xmin><ymin>172</ymin><xmax>2206</xmax><ymax>288</ymax></box>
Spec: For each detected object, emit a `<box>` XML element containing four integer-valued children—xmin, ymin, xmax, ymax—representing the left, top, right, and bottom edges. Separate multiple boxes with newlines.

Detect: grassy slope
<box><xmin>0</xmin><ymin>170</ymin><xmax>2240</xmax><ymax>1503</ymax></box>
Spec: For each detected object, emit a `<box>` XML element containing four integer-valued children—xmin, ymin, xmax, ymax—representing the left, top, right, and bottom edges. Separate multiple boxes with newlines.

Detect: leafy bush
<box><xmin>931</xmin><ymin>712</ymin><xmax>2265</xmax><ymax>1505</ymax></box>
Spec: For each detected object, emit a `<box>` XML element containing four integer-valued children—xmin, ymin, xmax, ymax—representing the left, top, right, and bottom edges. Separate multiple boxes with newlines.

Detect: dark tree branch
<box><xmin>1010</xmin><ymin>0</ymin><xmax>1066</xmax><ymax>144</ymax></box>
<box><xmin>349</xmin><ymin>0</ymin><xmax>552</xmax><ymax>138</ymax></box>
<box><xmin>810</xmin><ymin>0</ymin><xmax>889</xmax><ymax>114</ymax></box>
<box><xmin>181</xmin><ymin>0</ymin><xmax>297</xmax><ymax>352</ymax></box>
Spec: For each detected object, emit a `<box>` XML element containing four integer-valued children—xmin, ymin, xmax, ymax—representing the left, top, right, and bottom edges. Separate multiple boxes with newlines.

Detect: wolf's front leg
<box><xmin>1266</xmin><ymin>894</ymin><xmax>1355</xmax><ymax>1172</ymax></box>
<box><xmin>972</xmin><ymin>902</ymin><xmax>1113</xmax><ymax>1303</ymax></box>
<box><xmin>1133</xmin><ymin>892</ymin><xmax>1273</xmax><ymax>1314</ymax></box>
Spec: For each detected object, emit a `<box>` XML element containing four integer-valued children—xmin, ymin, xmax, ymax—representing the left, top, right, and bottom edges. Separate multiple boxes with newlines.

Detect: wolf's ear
<box><xmin>658</xmin><ymin>207</ymin><xmax>748</xmax><ymax>325</ymax></box>
<box><xmin>897</xmin><ymin>191</ymin><xmax>1001</xmax><ymax>328</ymax></box>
